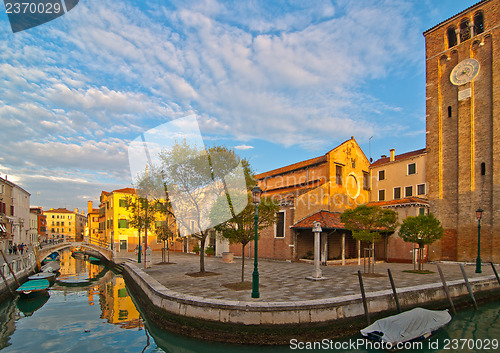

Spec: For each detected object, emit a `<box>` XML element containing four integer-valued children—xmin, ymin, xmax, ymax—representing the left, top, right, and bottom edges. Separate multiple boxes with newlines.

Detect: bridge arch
<box><xmin>38</xmin><ymin>242</ymin><xmax>113</xmax><ymax>262</ymax></box>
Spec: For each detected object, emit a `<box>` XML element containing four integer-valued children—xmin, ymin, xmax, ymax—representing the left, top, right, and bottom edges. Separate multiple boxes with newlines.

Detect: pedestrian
<box><xmin>20</xmin><ymin>243</ymin><xmax>24</xmax><ymax>255</ymax></box>
<box><xmin>13</xmin><ymin>243</ymin><xmax>17</xmax><ymax>255</ymax></box>
<box><xmin>8</xmin><ymin>244</ymin><xmax>12</xmax><ymax>255</ymax></box>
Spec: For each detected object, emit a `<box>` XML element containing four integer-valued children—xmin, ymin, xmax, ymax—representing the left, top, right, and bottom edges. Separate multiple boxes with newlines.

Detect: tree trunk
<box><xmin>199</xmin><ymin>237</ymin><xmax>206</xmax><ymax>273</ymax></box>
<box><xmin>241</xmin><ymin>243</ymin><xmax>246</xmax><ymax>282</ymax></box>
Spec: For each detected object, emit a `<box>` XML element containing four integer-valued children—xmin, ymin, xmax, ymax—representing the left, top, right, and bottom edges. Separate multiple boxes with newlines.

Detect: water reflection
<box><xmin>0</xmin><ymin>248</ymin><xmax>498</xmax><ymax>353</ymax></box>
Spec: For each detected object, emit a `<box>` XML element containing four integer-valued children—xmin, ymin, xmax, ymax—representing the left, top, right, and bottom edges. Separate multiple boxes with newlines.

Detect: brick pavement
<box><xmin>115</xmin><ymin>251</ymin><xmax>500</xmax><ymax>302</ymax></box>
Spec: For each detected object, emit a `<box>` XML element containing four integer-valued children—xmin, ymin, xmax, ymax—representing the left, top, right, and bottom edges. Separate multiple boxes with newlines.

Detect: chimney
<box><xmin>88</xmin><ymin>200</ymin><xmax>93</xmax><ymax>213</ymax></box>
<box><xmin>390</xmin><ymin>149</ymin><xmax>395</xmax><ymax>162</ymax></box>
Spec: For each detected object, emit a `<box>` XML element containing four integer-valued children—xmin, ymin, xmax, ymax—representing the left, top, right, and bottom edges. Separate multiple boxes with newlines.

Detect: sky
<box><xmin>0</xmin><ymin>0</ymin><xmax>482</xmax><ymax>212</ymax></box>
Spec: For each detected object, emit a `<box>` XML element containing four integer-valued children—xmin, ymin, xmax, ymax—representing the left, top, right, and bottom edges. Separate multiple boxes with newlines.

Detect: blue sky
<box><xmin>0</xmin><ymin>0</ymin><xmax>481</xmax><ymax>211</ymax></box>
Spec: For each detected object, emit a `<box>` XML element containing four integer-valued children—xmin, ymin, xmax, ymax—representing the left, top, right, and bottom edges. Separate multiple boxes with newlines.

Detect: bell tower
<box><xmin>424</xmin><ymin>0</ymin><xmax>500</xmax><ymax>262</ymax></box>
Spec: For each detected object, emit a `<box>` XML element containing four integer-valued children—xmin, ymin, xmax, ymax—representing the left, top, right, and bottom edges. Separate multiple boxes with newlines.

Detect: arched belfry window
<box><xmin>447</xmin><ymin>27</ymin><xmax>457</xmax><ymax>48</ymax></box>
<box><xmin>474</xmin><ymin>11</ymin><xmax>484</xmax><ymax>35</ymax></box>
<box><xmin>460</xmin><ymin>19</ymin><xmax>471</xmax><ymax>42</ymax></box>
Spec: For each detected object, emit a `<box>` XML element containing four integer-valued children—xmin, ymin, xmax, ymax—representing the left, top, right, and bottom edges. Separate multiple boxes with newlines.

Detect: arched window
<box><xmin>474</xmin><ymin>11</ymin><xmax>484</xmax><ymax>35</ymax></box>
<box><xmin>460</xmin><ymin>19</ymin><xmax>470</xmax><ymax>42</ymax></box>
<box><xmin>447</xmin><ymin>27</ymin><xmax>457</xmax><ymax>48</ymax></box>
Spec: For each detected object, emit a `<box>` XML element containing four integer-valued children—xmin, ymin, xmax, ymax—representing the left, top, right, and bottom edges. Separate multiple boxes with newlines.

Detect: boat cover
<box><xmin>360</xmin><ymin>308</ymin><xmax>451</xmax><ymax>345</ymax></box>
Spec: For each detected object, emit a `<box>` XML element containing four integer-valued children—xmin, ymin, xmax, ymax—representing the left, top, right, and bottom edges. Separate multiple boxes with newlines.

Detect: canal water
<box><xmin>0</xmin><ymin>249</ymin><xmax>498</xmax><ymax>352</ymax></box>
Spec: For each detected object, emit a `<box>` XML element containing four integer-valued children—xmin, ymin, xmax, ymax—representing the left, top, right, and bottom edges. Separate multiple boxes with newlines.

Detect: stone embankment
<box><xmin>118</xmin><ymin>255</ymin><xmax>500</xmax><ymax>344</ymax></box>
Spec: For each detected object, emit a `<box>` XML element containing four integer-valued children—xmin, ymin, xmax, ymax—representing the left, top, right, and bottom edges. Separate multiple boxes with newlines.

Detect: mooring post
<box><xmin>0</xmin><ymin>250</ymin><xmax>20</xmax><ymax>287</ymax></box>
<box><xmin>357</xmin><ymin>270</ymin><xmax>370</xmax><ymax>325</ymax></box>
<box><xmin>491</xmin><ymin>262</ymin><xmax>500</xmax><ymax>285</ymax></box>
<box><xmin>459</xmin><ymin>264</ymin><xmax>478</xmax><ymax>310</ymax></box>
<box><xmin>387</xmin><ymin>269</ymin><xmax>401</xmax><ymax>313</ymax></box>
<box><xmin>0</xmin><ymin>266</ymin><xmax>15</xmax><ymax>298</ymax></box>
<box><xmin>437</xmin><ymin>264</ymin><xmax>456</xmax><ymax>315</ymax></box>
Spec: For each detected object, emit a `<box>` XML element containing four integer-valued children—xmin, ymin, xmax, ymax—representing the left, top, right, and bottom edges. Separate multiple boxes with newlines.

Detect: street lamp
<box><xmin>251</xmin><ymin>185</ymin><xmax>262</xmax><ymax>299</ymax></box>
<box><xmin>475</xmin><ymin>208</ymin><xmax>483</xmax><ymax>274</ymax></box>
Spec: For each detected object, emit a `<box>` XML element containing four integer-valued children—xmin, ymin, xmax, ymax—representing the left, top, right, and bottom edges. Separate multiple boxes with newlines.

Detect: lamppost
<box><xmin>475</xmin><ymin>208</ymin><xmax>483</xmax><ymax>274</ymax></box>
<box><xmin>251</xmin><ymin>185</ymin><xmax>262</xmax><ymax>299</ymax></box>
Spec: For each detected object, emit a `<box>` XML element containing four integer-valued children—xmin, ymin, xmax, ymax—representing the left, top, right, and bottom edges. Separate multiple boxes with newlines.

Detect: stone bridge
<box><xmin>38</xmin><ymin>241</ymin><xmax>113</xmax><ymax>262</ymax></box>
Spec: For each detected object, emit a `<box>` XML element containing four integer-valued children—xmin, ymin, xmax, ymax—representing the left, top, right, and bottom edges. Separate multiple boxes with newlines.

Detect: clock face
<box><xmin>450</xmin><ymin>58</ymin><xmax>480</xmax><ymax>86</ymax></box>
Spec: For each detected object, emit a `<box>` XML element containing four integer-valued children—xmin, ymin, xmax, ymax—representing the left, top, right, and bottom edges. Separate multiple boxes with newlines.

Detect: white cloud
<box><xmin>234</xmin><ymin>144</ymin><xmax>254</xmax><ymax>150</ymax></box>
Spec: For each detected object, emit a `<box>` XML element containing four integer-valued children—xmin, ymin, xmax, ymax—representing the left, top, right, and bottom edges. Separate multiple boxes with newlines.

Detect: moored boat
<box><xmin>16</xmin><ymin>279</ymin><xmax>51</xmax><ymax>298</ymax></box>
<box><xmin>360</xmin><ymin>307</ymin><xmax>451</xmax><ymax>350</ymax></box>
<box><xmin>28</xmin><ymin>271</ymin><xmax>57</xmax><ymax>284</ymax></box>
<box><xmin>41</xmin><ymin>261</ymin><xmax>61</xmax><ymax>273</ymax></box>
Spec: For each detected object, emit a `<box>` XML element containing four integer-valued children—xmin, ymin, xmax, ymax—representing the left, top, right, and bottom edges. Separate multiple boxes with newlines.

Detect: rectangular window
<box><xmin>61</xmin><ymin>222</ymin><xmax>64</xmax><ymax>226</ymax></box>
<box><xmin>118</xmin><ymin>219</ymin><xmax>129</xmax><ymax>229</ymax></box>
<box><xmin>120</xmin><ymin>240</ymin><xmax>127</xmax><ymax>250</ymax></box>
<box><xmin>363</xmin><ymin>172</ymin><xmax>370</xmax><ymax>191</ymax></box>
<box><xmin>417</xmin><ymin>184</ymin><xmax>426</xmax><ymax>195</ymax></box>
<box><xmin>51</xmin><ymin>228</ymin><xmax>55</xmax><ymax>233</ymax></box>
<box><xmin>10</xmin><ymin>205</ymin><xmax>14</xmax><ymax>216</ymax></box>
<box><xmin>405</xmin><ymin>186</ymin><xmax>413</xmax><ymax>197</ymax></box>
<box><xmin>56</xmin><ymin>222</ymin><xmax>60</xmax><ymax>226</ymax></box>
<box><xmin>408</xmin><ymin>163</ymin><xmax>416</xmax><ymax>175</ymax></box>
<box><xmin>419</xmin><ymin>208</ymin><xmax>426</xmax><ymax>216</ymax></box>
<box><xmin>394</xmin><ymin>187</ymin><xmax>401</xmax><ymax>200</ymax></box>
<box><xmin>378</xmin><ymin>189</ymin><xmax>385</xmax><ymax>201</ymax></box>
<box><xmin>275</xmin><ymin>212</ymin><xmax>285</xmax><ymax>238</ymax></box>
<box><xmin>335</xmin><ymin>165</ymin><xmax>343</xmax><ymax>185</ymax></box>
<box><xmin>69</xmin><ymin>228</ymin><xmax>71</xmax><ymax>232</ymax></box>
<box><xmin>378</xmin><ymin>170</ymin><xmax>385</xmax><ymax>181</ymax></box>
<box><xmin>190</xmin><ymin>220</ymin><xmax>196</xmax><ymax>232</ymax></box>
<box><xmin>119</xmin><ymin>199</ymin><xmax>127</xmax><ymax>207</ymax></box>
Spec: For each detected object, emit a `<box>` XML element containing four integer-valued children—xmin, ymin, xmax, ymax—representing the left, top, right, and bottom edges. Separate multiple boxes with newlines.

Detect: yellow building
<box><xmin>230</xmin><ymin>137</ymin><xmax>371</xmax><ymax>262</ymax></box>
<box><xmin>97</xmin><ymin>187</ymin><xmax>176</xmax><ymax>253</ymax></box>
<box><xmin>44</xmin><ymin>207</ymin><xmax>87</xmax><ymax>242</ymax></box>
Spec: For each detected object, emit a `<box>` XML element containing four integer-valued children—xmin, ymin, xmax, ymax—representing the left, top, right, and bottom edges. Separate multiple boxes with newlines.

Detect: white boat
<box><xmin>361</xmin><ymin>308</ymin><xmax>451</xmax><ymax>348</ymax></box>
<box><xmin>40</xmin><ymin>261</ymin><xmax>60</xmax><ymax>273</ymax></box>
<box><xmin>29</xmin><ymin>272</ymin><xmax>57</xmax><ymax>283</ymax></box>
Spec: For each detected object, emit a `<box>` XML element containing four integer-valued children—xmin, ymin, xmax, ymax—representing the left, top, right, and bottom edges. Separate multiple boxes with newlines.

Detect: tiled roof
<box><xmin>291</xmin><ymin>210</ymin><xmax>345</xmax><ymax>230</ymax></box>
<box><xmin>111</xmin><ymin>187</ymin><xmax>136</xmax><ymax>194</ymax></box>
<box><xmin>370</xmin><ymin>148</ymin><xmax>426</xmax><ymax>168</ymax></box>
<box><xmin>256</xmin><ymin>155</ymin><xmax>326</xmax><ymax>180</ymax></box>
<box><xmin>367</xmin><ymin>197</ymin><xmax>429</xmax><ymax>207</ymax></box>
<box><xmin>44</xmin><ymin>208</ymin><xmax>74</xmax><ymax>214</ymax></box>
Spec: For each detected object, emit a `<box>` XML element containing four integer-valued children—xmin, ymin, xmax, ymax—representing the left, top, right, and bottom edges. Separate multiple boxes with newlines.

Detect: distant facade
<box><xmin>44</xmin><ymin>208</ymin><xmax>87</xmax><ymax>242</ymax></box>
<box><xmin>30</xmin><ymin>207</ymin><xmax>47</xmax><ymax>243</ymax></box>
<box><xmin>87</xmin><ymin>201</ymin><xmax>100</xmax><ymax>246</ymax></box>
<box><xmin>0</xmin><ymin>176</ymin><xmax>31</xmax><ymax>249</ymax></box>
<box><xmin>424</xmin><ymin>0</ymin><xmax>500</xmax><ymax>262</ymax></box>
<box><xmin>97</xmin><ymin>188</ymin><xmax>177</xmax><ymax>253</ymax></box>
<box><xmin>368</xmin><ymin>148</ymin><xmax>429</xmax><ymax>263</ymax></box>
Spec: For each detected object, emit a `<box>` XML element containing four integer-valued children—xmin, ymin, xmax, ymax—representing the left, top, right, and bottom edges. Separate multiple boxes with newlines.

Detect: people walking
<box><xmin>12</xmin><ymin>243</ymin><xmax>17</xmax><ymax>255</ymax></box>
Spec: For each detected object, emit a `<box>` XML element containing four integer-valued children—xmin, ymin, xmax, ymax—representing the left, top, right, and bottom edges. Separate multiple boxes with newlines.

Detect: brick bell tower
<box><xmin>424</xmin><ymin>0</ymin><xmax>500</xmax><ymax>262</ymax></box>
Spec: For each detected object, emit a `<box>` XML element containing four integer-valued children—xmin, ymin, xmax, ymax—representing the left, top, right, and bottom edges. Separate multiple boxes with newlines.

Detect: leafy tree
<box><xmin>340</xmin><ymin>205</ymin><xmax>398</xmax><ymax>273</ymax></box>
<box><xmin>210</xmin><ymin>161</ymin><xmax>279</xmax><ymax>282</ymax></box>
<box><xmin>155</xmin><ymin>219</ymin><xmax>175</xmax><ymax>263</ymax></box>
<box><xmin>398</xmin><ymin>213</ymin><xmax>443</xmax><ymax>270</ymax></box>
<box><xmin>124</xmin><ymin>195</ymin><xmax>156</xmax><ymax>262</ymax></box>
<box><xmin>139</xmin><ymin>141</ymin><xmax>248</xmax><ymax>273</ymax></box>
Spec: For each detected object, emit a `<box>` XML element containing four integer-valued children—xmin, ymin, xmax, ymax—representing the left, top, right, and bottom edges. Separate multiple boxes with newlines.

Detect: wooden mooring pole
<box><xmin>0</xmin><ymin>250</ymin><xmax>20</xmax><ymax>287</ymax></box>
<box><xmin>436</xmin><ymin>264</ymin><xmax>456</xmax><ymax>315</ymax></box>
<box><xmin>491</xmin><ymin>262</ymin><xmax>500</xmax><ymax>285</ymax></box>
<box><xmin>459</xmin><ymin>264</ymin><xmax>478</xmax><ymax>310</ymax></box>
<box><xmin>357</xmin><ymin>270</ymin><xmax>371</xmax><ymax>325</ymax></box>
<box><xmin>387</xmin><ymin>269</ymin><xmax>401</xmax><ymax>313</ymax></box>
<box><xmin>0</xmin><ymin>267</ymin><xmax>15</xmax><ymax>298</ymax></box>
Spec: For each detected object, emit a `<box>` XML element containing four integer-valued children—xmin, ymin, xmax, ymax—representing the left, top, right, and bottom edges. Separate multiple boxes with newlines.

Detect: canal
<box><xmin>0</xmin><ymin>249</ymin><xmax>499</xmax><ymax>352</ymax></box>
